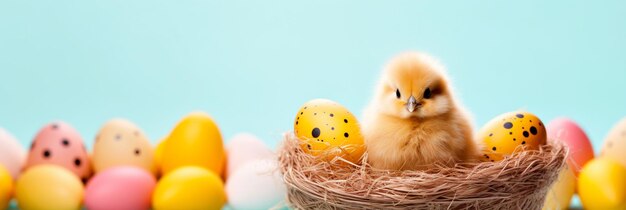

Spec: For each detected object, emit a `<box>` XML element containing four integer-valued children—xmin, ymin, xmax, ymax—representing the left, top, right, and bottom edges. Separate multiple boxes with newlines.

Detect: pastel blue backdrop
<box><xmin>1</xmin><ymin>0</ymin><xmax>625</xmax><ymax>207</ymax></box>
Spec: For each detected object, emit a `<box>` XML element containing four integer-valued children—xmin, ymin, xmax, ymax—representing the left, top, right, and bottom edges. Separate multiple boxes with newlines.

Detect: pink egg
<box><xmin>547</xmin><ymin>117</ymin><xmax>594</xmax><ymax>175</ymax></box>
<box><xmin>24</xmin><ymin>122</ymin><xmax>91</xmax><ymax>181</ymax></box>
<box><xmin>85</xmin><ymin>166</ymin><xmax>156</xmax><ymax>210</ymax></box>
<box><xmin>0</xmin><ymin>127</ymin><xmax>26</xmax><ymax>179</ymax></box>
<box><xmin>225</xmin><ymin>133</ymin><xmax>274</xmax><ymax>179</ymax></box>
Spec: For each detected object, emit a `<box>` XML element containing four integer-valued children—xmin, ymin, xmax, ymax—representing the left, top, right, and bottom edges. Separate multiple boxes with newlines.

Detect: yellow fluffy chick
<box><xmin>362</xmin><ymin>52</ymin><xmax>479</xmax><ymax>170</ymax></box>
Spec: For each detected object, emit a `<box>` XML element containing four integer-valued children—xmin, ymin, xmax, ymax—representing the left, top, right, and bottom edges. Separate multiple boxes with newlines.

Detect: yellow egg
<box><xmin>0</xmin><ymin>165</ymin><xmax>12</xmax><ymax>210</ymax></box>
<box><xmin>478</xmin><ymin>111</ymin><xmax>547</xmax><ymax>161</ymax></box>
<box><xmin>578</xmin><ymin>158</ymin><xmax>626</xmax><ymax>210</ymax></box>
<box><xmin>152</xmin><ymin>166</ymin><xmax>226</xmax><ymax>210</ymax></box>
<box><xmin>16</xmin><ymin>165</ymin><xmax>84</xmax><ymax>210</ymax></box>
<box><xmin>542</xmin><ymin>165</ymin><xmax>575</xmax><ymax>210</ymax></box>
<box><xmin>154</xmin><ymin>138</ymin><xmax>166</xmax><ymax>176</ymax></box>
<box><xmin>601</xmin><ymin>117</ymin><xmax>626</xmax><ymax>168</ymax></box>
<box><xmin>92</xmin><ymin>119</ymin><xmax>156</xmax><ymax>175</ymax></box>
<box><xmin>294</xmin><ymin>99</ymin><xmax>365</xmax><ymax>163</ymax></box>
<box><xmin>162</xmin><ymin>112</ymin><xmax>225</xmax><ymax>176</ymax></box>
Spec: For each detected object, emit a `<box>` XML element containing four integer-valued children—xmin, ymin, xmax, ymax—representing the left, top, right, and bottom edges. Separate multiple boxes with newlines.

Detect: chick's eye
<box><xmin>423</xmin><ymin>88</ymin><xmax>432</xmax><ymax>99</ymax></box>
<box><xmin>395</xmin><ymin>89</ymin><xmax>401</xmax><ymax>99</ymax></box>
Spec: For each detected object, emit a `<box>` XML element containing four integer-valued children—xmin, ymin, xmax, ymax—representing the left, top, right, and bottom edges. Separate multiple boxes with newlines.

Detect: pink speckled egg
<box><xmin>25</xmin><ymin>122</ymin><xmax>91</xmax><ymax>181</ymax></box>
<box><xmin>225</xmin><ymin>133</ymin><xmax>274</xmax><ymax>179</ymax></box>
<box><xmin>85</xmin><ymin>166</ymin><xmax>156</xmax><ymax>210</ymax></box>
<box><xmin>0</xmin><ymin>127</ymin><xmax>26</xmax><ymax>179</ymax></box>
<box><xmin>547</xmin><ymin>117</ymin><xmax>594</xmax><ymax>176</ymax></box>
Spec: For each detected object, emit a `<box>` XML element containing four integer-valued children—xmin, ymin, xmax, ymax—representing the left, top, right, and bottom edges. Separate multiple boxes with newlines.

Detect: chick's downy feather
<box><xmin>362</xmin><ymin>52</ymin><xmax>479</xmax><ymax>170</ymax></box>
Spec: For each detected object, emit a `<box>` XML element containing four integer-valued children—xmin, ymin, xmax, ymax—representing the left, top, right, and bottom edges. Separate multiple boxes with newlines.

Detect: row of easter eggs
<box><xmin>0</xmin><ymin>112</ymin><xmax>286</xmax><ymax>210</ymax></box>
<box><xmin>542</xmin><ymin>118</ymin><xmax>626</xmax><ymax>210</ymax></box>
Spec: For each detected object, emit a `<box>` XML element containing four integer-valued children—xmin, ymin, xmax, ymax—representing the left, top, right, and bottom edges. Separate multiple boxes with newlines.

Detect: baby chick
<box><xmin>362</xmin><ymin>52</ymin><xmax>479</xmax><ymax>171</ymax></box>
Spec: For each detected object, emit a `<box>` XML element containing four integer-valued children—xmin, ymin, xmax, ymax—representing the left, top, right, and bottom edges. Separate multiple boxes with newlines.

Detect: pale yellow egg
<box><xmin>601</xmin><ymin>117</ymin><xmax>626</xmax><ymax>169</ymax></box>
<box><xmin>92</xmin><ymin>119</ymin><xmax>156</xmax><ymax>175</ymax></box>
<box><xmin>542</xmin><ymin>165</ymin><xmax>575</xmax><ymax>210</ymax></box>
<box><xmin>16</xmin><ymin>165</ymin><xmax>84</xmax><ymax>210</ymax></box>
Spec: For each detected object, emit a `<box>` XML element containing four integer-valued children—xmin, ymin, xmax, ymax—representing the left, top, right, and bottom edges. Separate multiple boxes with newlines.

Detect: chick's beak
<box><xmin>407</xmin><ymin>96</ymin><xmax>418</xmax><ymax>112</ymax></box>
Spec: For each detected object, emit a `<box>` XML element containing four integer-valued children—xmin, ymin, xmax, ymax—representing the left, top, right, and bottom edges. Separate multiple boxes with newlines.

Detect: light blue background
<box><xmin>1</xmin><ymin>1</ymin><xmax>625</xmax><ymax>208</ymax></box>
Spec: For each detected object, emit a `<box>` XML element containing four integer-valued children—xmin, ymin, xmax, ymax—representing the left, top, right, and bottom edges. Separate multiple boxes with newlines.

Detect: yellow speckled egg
<box><xmin>0</xmin><ymin>165</ymin><xmax>12</xmax><ymax>210</ymax></box>
<box><xmin>92</xmin><ymin>119</ymin><xmax>156</xmax><ymax>175</ymax></box>
<box><xmin>294</xmin><ymin>99</ymin><xmax>365</xmax><ymax>163</ymax></box>
<box><xmin>578</xmin><ymin>158</ymin><xmax>626</xmax><ymax>210</ymax></box>
<box><xmin>542</xmin><ymin>165</ymin><xmax>575</xmax><ymax>210</ymax></box>
<box><xmin>601</xmin><ymin>117</ymin><xmax>626</xmax><ymax>168</ymax></box>
<box><xmin>152</xmin><ymin>166</ymin><xmax>226</xmax><ymax>210</ymax></box>
<box><xmin>162</xmin><ymin>112</ymin><xmax>225</xmax><ymax>176</ymax></box>
<box><xmin>16</xmin><ymin>165</ymin><xmax>84</xmax><ymax>210</ymax></box>
<box><xmin>478</xmin><ymin>111</ymin><xmax>547</xmax><ymax>161</ymax></box>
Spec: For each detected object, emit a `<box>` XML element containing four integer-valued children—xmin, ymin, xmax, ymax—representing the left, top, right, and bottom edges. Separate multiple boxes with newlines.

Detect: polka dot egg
<box><xmin>92</xmin><ymin>119</ymin><xmax>156</xmax><ymax>175</ymax></box>
<box><xmin>294</xmin><ymin>99</ymin><xmax>365</xmax><ymax>163</ymax></box>
<box><xmin>478</xmin><ymin>111</ymin><xmax>547</xmax><ymax>161</ymax></box>
<box><xmin>25</xmin><ymin>121</ymin><xmax>92</xmax><ymax>182</ymax></box>
<box><xmin>601</xmin><ymin>117</ymin><xmax>626</xmax><ymax>168</ymax></box>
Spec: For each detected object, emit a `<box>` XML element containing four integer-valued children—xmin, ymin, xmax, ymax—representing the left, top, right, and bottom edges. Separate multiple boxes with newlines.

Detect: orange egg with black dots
<box><xmin>294</xmin><ymin>99</ymin><xmax>365</xmax><ymax>164</ymax></box>
<box><xmin>478</xmin><ymin>111</ymin><xmax>547</xmax><ymax>161</ymax></box>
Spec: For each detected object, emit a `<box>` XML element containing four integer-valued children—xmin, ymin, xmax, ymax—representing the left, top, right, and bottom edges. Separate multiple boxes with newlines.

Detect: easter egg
<box><xmin>85</xmin><ymin>166</ymin><xmax>156</xmax><ymax>210</ymax></box>
<box><xmin>602</xmin><ymin>117</ymin><xmax>626</xmax><ymax>169</ymax></box>
<box><xmin>152</xmin><ymin>166</ymin><xmax>226</xmax><ymax>210</ymax></box>
<box><xmin>16</xmin><ymin>165</ymin><xmax>84</xmax><ymax>210</ymax></box>
<box><xmin>0</xmin><ymin>127</ymin><xmax>26</xmax><ymax>179</ymax></box>
<box><xmin>162</xmin><ymin>112</ymin><xmax>225</xmax><ymax>176</ymax></box>
<box><xmin>25</xmin><ymin>122</ymin><xmax>91</xmax><ymax>181</ymax></box>
<box><xmin>578</xmin><ymin>158</ymin><xmax>626</xmax><ymax>210</ymax></box>
<box><xmin>225</xmin><ymin>133</ymin><xmax>273</xmax><ymax>179</ymax></box>
<box><xmin>479</xmin><ymin>111</ymin><xmax>547</xmax><ymax>161</ymax></box>
<box><xmin>542</xmin><ymin>165</ymin><xmax>575</xmax><ymax>210</ymax></box>
<box><xmin>226</xmin><ymin>159</ymin><xmax>286</xmax><ymax>210</ymax></box>
<box><xmin>92</xmin><ymin>119</ymin><xmax>156</xmax><ymax>175</ymax></box>
<box><xmin>154</xmin><ymin>138</ymin><xmax>166</xmax><ymax>176</ymax></box>
<box><xmin>293</xmin><ymin>99</ymin><xmax>365</xmax><ymax>163</ymax></box>
<box><xmin>547</xmin><ymin>118</ymin><xmax>594</xmax><ymax>175</ymax></box>
<box><xmin>0</xmin><ymin>165</ymin><xmax>12</xmax><ymax>210</ymax></box>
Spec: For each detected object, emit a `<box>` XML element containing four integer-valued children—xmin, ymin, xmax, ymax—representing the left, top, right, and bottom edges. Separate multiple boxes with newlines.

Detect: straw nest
<box><xmin>278</xmin><ymin>134</ymin><xmax>567</xmax><ymax>210</ymax></box>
